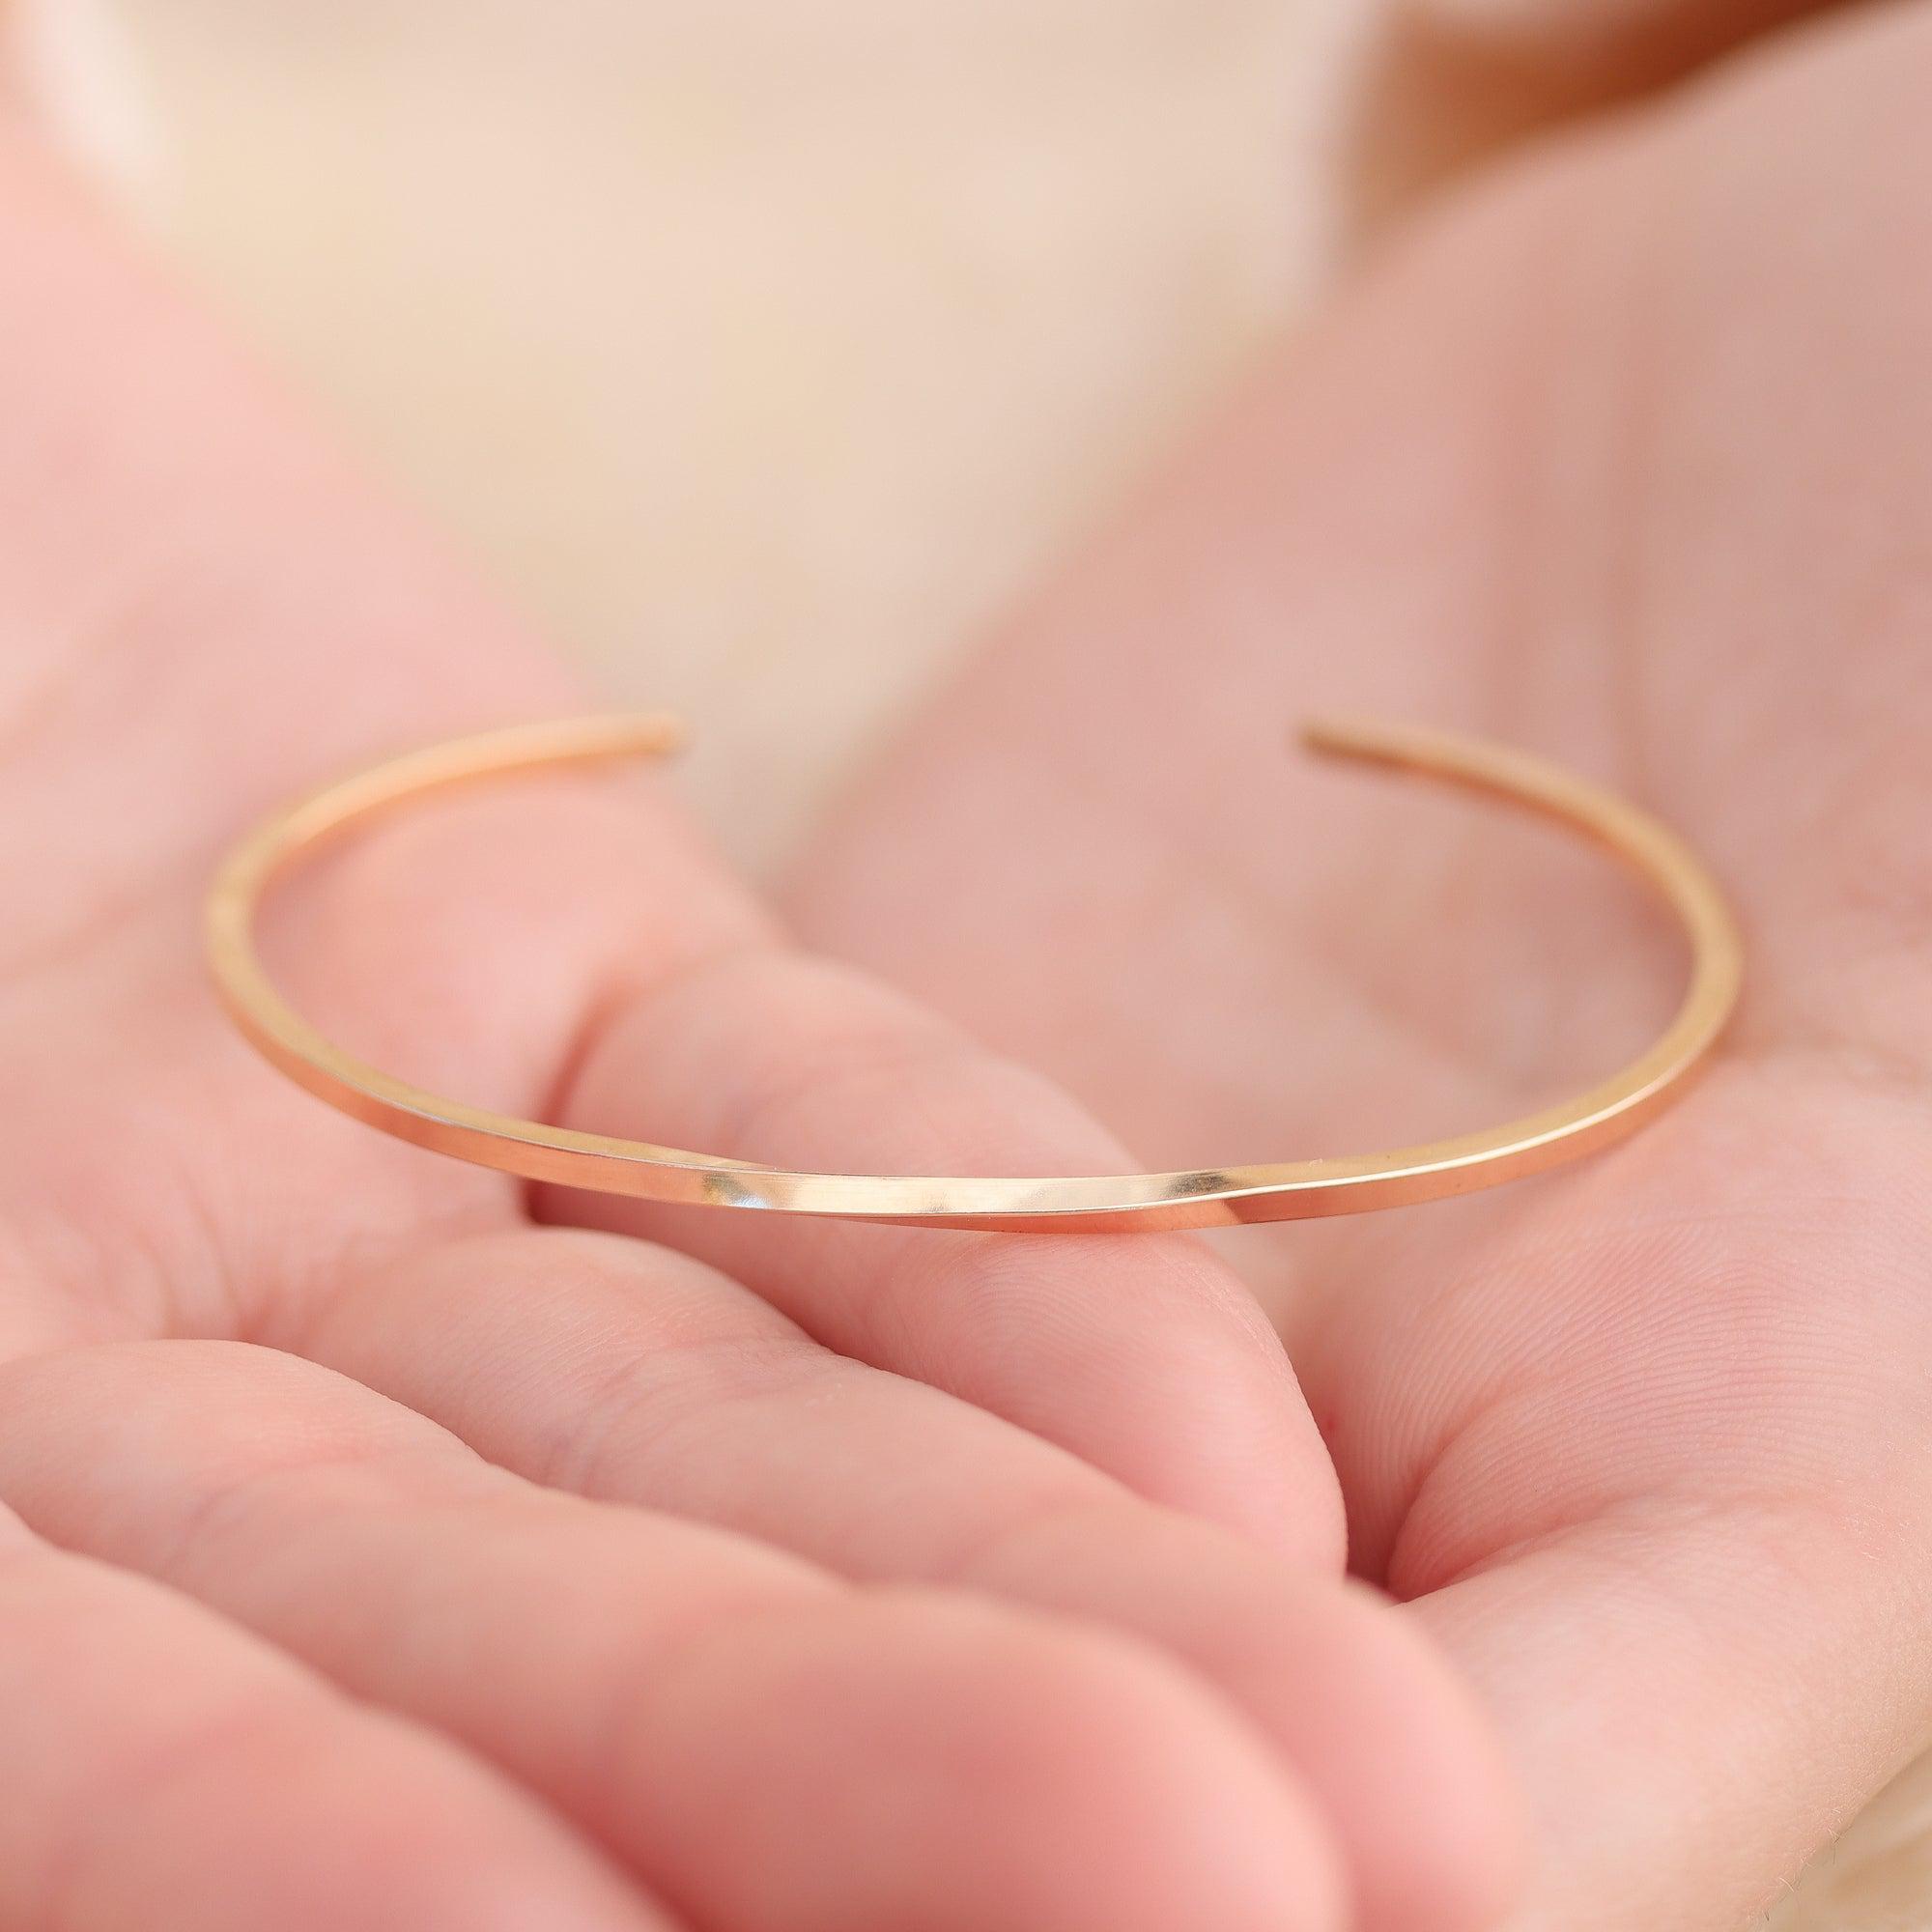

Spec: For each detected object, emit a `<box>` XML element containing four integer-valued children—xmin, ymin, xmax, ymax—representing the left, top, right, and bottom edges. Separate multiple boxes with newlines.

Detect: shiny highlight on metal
<box><xmin>206</xmin><ymin>714</ymin><xmax>1742</xmax><ymax>1232</ymax></box>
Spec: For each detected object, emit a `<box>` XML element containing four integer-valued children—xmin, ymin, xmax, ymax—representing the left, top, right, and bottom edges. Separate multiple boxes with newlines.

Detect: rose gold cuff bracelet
<box><xmin>206</xmin><ymin>715</ymin><xmax>1741</xmax><ymax>1233</ymax></box>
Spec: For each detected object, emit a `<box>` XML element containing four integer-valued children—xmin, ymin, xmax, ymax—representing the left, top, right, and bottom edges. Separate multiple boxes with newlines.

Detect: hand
<box><xmin>0</xmin><ymin>121</ymin><xmax>1516</xmax><ymax>1932</ymax></box>
<box><xmin>789</xmin><ymin>5</ymin><xmax>1932</xmax><ymax>1925</ymax></box>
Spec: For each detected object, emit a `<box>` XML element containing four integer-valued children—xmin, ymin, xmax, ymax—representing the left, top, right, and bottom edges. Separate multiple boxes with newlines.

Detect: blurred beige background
<box><xmin>7</xmin><ymin>1</ymin><xmax>1927</xmax><ymax>1924</ymax></box>
<box><xmin>12</xmin><ymin>0</ymin><xmax>1355</xmax><ymax>868</ymax></box>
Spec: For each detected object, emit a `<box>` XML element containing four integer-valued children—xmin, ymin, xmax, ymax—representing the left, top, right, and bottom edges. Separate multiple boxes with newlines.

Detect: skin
<box><xmin>2</xmin><ymin>1</ymin><xmax>1924</xmax><ymax>1927</ymax></box>
<box><xmin>0</xmin><ymin>109</ymin><xmax>1512</xmax><ymax>1932</ymax></box>
<box><xmin>790</xmin><ymin>2</ymin><xmax>1932</xmax><ymax>1926</ymax></box>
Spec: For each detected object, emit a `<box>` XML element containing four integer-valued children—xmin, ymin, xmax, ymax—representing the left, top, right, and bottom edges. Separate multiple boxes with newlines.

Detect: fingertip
<box><xmin>1291</xmin><ymin>1579</ymin><xmax>1525</xmax><ymax>1932</ymax></box>
<box><xmin>549</xmin><ymin>944</ymin><xmax>1346</xmax><ymax>1566</ymax></box>
<box><xmin>951</xmin><ymin>1502</ymin><xmax>1519</xmax><ymax>1932</ymax></box>
<box><xmin>638</xmin><ymin>1588</ymin><xmax>1351</xmax><ymax>1932</ymax></box>
<box><xmin>983</xmin><ymin>1232</ymin><xmax>1348</xmax><ymax>1566</ymax></box>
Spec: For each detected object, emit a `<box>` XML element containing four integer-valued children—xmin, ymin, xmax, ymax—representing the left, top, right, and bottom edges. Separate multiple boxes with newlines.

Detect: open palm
<box><xmin>0</xmin><ymin>127</ymin><xmax>1520</xmax><ymax>1932</ymax></box>
<box><xmin>792</xmin><ymin>7</ymin><xmax>1932</xmax><ymax>1927</ymax></box>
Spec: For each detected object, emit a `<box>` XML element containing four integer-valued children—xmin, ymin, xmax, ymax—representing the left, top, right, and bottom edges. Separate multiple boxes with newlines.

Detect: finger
<box><xmin>541</xmin><ymin>933</ymin><xmax>1340</xmax><ymax>1557</ymax></box>
<box><xmin>0</xmin><ymin>1339</ymin><xmax>1350</xmax><ymax>1932</ymax></box>
<box><xmin>296</xmin><ymin>1224</ymin><xmax>1520</xmax><ymax>1932</ymax></box>
<box><xmin>0</xmin><ymin>769</ymin><xmax>757</xmax><ymax>1350</ymax></box>
<box><xmin>0</xmin><ymin>1503</ymin><xmax>667</xmax><ymax>1932</ymax></box>
<box><xmin>249</xmin><ymin>743</ymin><xmax>1339</xmax><ymax>1558</ymax></box>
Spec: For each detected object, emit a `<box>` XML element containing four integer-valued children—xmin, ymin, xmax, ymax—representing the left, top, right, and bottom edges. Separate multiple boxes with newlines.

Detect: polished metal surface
<box><xmin>206</xmin><ymin>714</ymin><xmax>1742</xmax><ymax>1231</ymax></box>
